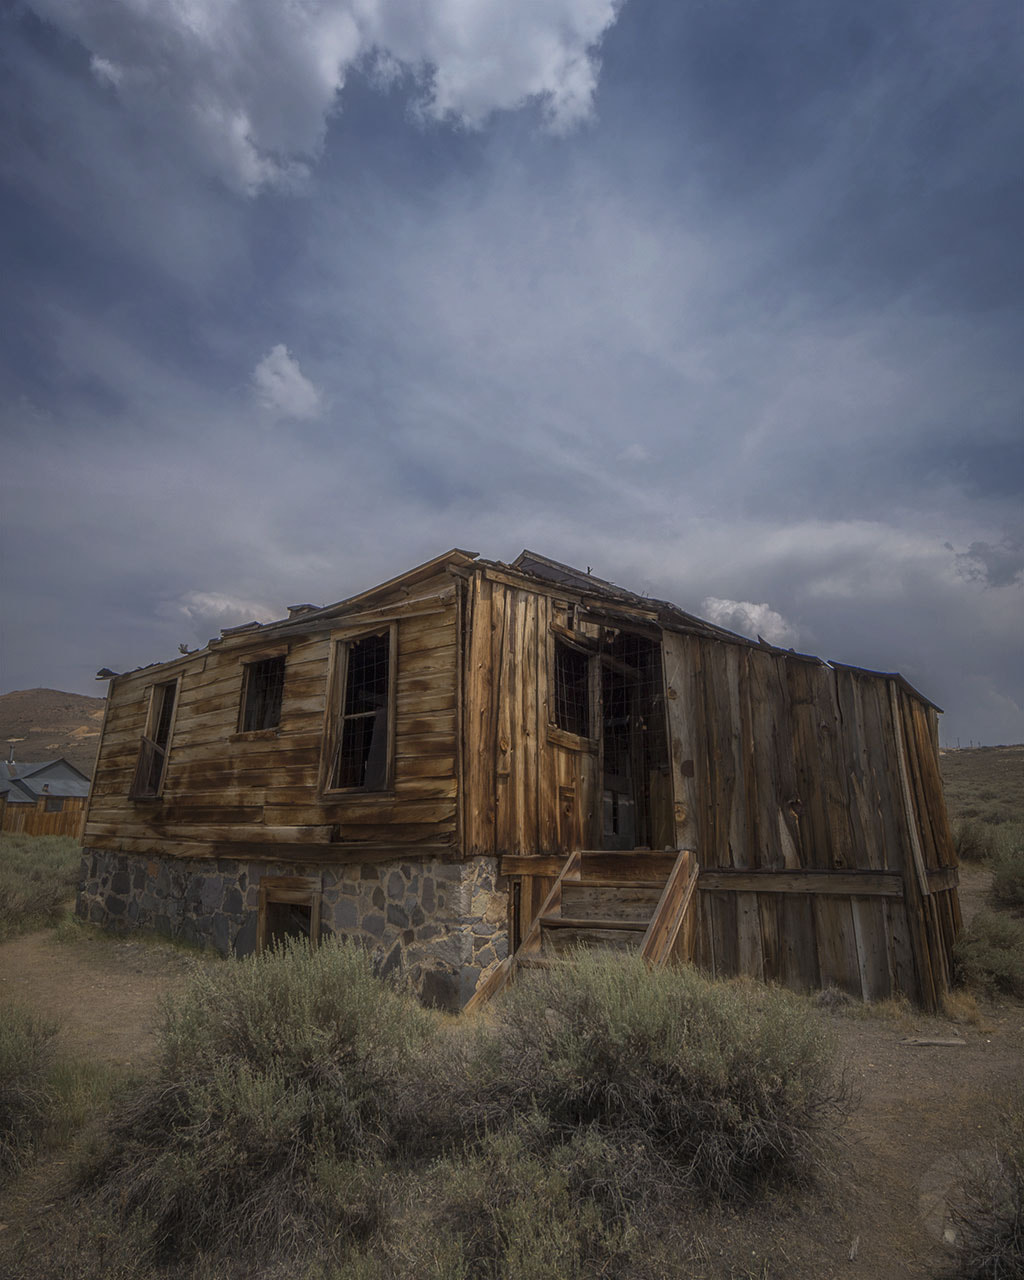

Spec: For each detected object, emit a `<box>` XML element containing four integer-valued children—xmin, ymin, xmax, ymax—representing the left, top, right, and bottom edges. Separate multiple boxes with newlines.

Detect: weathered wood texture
<box><xmin>0</xmin><ymin>795</ymin><xmax>88</xmax><ymax>838</ymax></box>
<box><xmin>462</xmin><ymin>574</ymin><xmax>599</xmax><ymax>861</ymax></box>
<box><xmin>662</xmin><ymin>633</ymin><xmax>958</xmax><ymax>1007</ymax></box>
<box><xmin>84</xmin><ymin>574</ymin><xmax>460</xmax><ymax>859</ymax></box>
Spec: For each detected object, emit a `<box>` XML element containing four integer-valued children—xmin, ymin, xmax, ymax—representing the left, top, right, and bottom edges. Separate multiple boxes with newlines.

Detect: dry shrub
<box><xmin>0</xmin><ymin>1003</ymin><xmax>57</xmax><ymax>1180</ymax></box>
<box><xmin>955</xmin><ymin>819</ymin><xmax>1000</xmax><ymax>863</ymax></box>
<box><xmin>954</xmin><ymin>912</ymin><xmax>1024</xmax><ymax>999</ymax></box>
<box><xmin>464</xmin><ymin>952</ymin><xmax>848</xmax><ymax>1201</ymax></box>
<box><xmin>941</xmin><ymin>990</ymin><xmax>983</xmax><ymax>1026</ymax></box>
<box><xmin>990</xmin><ymin>839</ymin><xmax>1024</xmax><ymax>911</ymax></box>
<box><xmin>947</xmin><ymin>1089</ymin><xmax>1024</xmax><ymax>1279</ymax></box>
<box><xmin>0</xmin><ymin>834</ymin><xmax>81</xmax><ymax>939</ymax></box>
<box><xmin>78</xmin><ymin>937</ymin><xmax>436</xmax><ymax>1263</ymax></box>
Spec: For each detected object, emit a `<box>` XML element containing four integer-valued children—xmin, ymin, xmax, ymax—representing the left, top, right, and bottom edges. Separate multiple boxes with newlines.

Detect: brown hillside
<box><xmin>0</xmin><ymin>688</ymin><xmax>106</xmax><ymax>777</ymax></box>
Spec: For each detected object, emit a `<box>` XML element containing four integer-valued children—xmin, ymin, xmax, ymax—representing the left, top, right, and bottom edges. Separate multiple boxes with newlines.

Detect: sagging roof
<box><xmin>96</xmin><ymin>547</ymin><xmax>942</xmax><ymax>712</ymax></box>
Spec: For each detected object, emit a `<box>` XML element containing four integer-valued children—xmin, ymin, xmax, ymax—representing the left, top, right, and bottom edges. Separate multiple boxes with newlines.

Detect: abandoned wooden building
<box><xmin>1</xmin><ymin>758</ymin><xmax>91</xmax><ymax>837</ymax></box>
<box><xmin>78</xmin><ymin>549</ymin><xmax>961</xmax><ymax>1010</ymax></box>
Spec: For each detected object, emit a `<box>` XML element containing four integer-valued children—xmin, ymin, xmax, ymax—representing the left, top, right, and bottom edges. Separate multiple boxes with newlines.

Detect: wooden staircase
<box><xmin>465</xmin><ymin>848</ymin><xmax>699</xmax><ymax>1011</ymax></box>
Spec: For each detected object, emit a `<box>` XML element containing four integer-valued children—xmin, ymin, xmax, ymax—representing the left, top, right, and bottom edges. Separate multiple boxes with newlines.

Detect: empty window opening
<box><xmin>240</xmin><ymin>655</ymin><xmax>285</xmax><ymax>732</ymax></box>
<box><xmin>330</xmin><ymin>631</ymin><xmax>390</xmax><ymax>790</ymax></box>
<box><xmin>554</xmin><ymin>640</ymin><xmax>590</xmax><ymax>738</ymax></box>
<box><xmin>131</xmin><ymin>679</ymin><xmax>177</xmax><ymax>798</ymax></box>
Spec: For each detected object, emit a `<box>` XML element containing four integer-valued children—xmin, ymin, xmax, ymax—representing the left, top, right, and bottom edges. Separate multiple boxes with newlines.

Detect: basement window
<box><xmin>323</xmin><ymin>629</ymin><xmax>394</xmax><ymax>792</ymax></box>
<box><xmin>554</xmin><ymin>639</ymin><xmax>591</xmax><ymax>738</ymax></box>
<box><xmin>257</xmin><ymin>876</ymin><xmax>321</xmax><ymax>952</ymax></box>
<box><xmin>239</xmin><ymin>655</ymin><xmax>285</xmax><ymax>732</ymax></box>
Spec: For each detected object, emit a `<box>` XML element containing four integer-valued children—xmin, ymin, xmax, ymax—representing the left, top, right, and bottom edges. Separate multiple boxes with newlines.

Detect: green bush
<box><xmin>0</xmin><ymin>1003</ymin><xmax>57</xmax><ymax>1180</ymax></box>
<box><xmin>954</xmin><ymin>912</ymin><xmax>1024</xmax><ymax>998</ymax></box>
<box><xmin>80</xmin><ymin>937</ymin><xmax>437</xmax><ymax>1261</ymax></box>
<box><xmin>948</xmin><ymin>1088</ymin><xmax>1024</xmax><ymax>1279</ymax></box>
<box><xmin>0</xmin><ymin>833</ymin><xmax>82</xmax><ymax>939</ymax></box>
<box><xmin>465</xmin><ymin>951</ymin><xmax>847</xmax><ymax>1200</ymax></box>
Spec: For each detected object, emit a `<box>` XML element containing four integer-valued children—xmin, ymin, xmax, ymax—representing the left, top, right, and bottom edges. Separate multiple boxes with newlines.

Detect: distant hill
<box><xmin>0</xmin><ymin>688</ymin><xmax>106</xmax><ymax>777</ymax></box>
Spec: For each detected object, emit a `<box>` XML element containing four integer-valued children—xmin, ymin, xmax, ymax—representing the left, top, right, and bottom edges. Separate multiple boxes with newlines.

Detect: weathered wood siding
<box><xmin>663</xmin><ymin>632</ymin><xmax>958</xmax><ymax>1006</ymax></box>
<box><xmin>84</xmin><ymin>575</ymin><xmax>459</xmax><ymax>861</ymax></box>
<box><xmin>0</xmin><ymin>795</ymin><xmax>88</xmax><ymax>838</ymax></box>
<box><xmin>462</xmin><ymin>572</ymin><xmax>600</xmax><ymax>862</ymax></box>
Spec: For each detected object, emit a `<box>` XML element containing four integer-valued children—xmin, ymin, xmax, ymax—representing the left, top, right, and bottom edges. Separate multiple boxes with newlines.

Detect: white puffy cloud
<box><xmin>28</xmin><ymin>0</ymin><xmax>622</xmax><ymax>192</ymax></box>
<box><xmin>252</xmin><ymin>345</ymin><xmax>322</xmax><ymax>419</ymax></box>
<box><xmin>159</xmin><ymin>591</ymin><xmax>278</xmax><ymax>644</ymax></box>
<box><xmin>700</xmin><ymin>597</ymin><xmax>800</xmax><ymax>647</ymax></box>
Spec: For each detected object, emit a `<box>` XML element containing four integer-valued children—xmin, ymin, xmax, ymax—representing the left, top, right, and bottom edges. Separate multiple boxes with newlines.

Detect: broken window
<box><xmin>554</xmin><ymin>639</ymin><xmax>591</xmax><ymax>738</ymax></box>
<box><xmin>325</xmin><ymin>629</ymin><xmax>392</xmax><ymax>791</ymax></box>
<box><xmin>239</xmin><ymin>655</ymin><xmax>285</xmax><ymax>732</ymax></box>
<box><xmin>130</xmin><ymin>679</ymin><xmax>177</xmax><ymax>798</ymax></box>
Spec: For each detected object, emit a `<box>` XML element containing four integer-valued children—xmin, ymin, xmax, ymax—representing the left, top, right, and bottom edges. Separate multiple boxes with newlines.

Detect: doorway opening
<box><xmin>600</xmin><ymin>633</ymin><xmax>671</xmax><ymax>850</ymax></box>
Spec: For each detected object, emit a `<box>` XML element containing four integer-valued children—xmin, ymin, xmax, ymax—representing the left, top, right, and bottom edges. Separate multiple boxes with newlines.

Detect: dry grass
<box><xmin>0</xmin><ymin>834</ymin><xmax>81</xmax><ymax>940</ymax></box>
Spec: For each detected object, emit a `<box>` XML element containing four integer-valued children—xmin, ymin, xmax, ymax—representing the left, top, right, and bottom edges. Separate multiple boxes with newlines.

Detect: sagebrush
<box><xmin>947</xmin><ymin>1087</ymin><xmax>1024</xmax><ymax>1280</ymax></box>
<box><xmin>67</xmin><ymin>941</ymin><xmax>846</xmax><ymax>1276</ymax></box>
<box><xmin>953</xmin><ymin>911</ymin><xmax>1024</xmax><ymax>998</ymax></box>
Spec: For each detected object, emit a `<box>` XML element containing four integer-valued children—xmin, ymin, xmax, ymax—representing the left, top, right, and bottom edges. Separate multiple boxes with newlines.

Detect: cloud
<box><xmin>159</xmin><ymin>592</ymin><xmax>278</xmax><ymax>645</ymax></box>
<box><xmin>955</xmin><ymin>533</ymin><xmax>1024</xmax><ymax>589</ymax></box>
<box><xmin>252</xmin><ymin>345</ymin><xmax>322</xmax><ymax>419</ymax></box>
<box><xmin>27</xmin><ymin>0</ymin><xmax>623</xmax><ymax>192</ymax></box>
<box><xmin>700</xmin><ymin>597</ymin><xmax>799</xmax><ymax>647</ymax></box>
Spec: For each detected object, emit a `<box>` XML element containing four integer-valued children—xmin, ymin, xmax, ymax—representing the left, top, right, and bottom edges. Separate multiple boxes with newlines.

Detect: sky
<box><xmin>1</xmin><ymin>0</ymin><xmax>1022</xmax><ymax>747</ymax></box>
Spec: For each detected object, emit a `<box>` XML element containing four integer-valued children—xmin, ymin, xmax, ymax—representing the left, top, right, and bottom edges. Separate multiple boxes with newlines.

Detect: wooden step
<box><xmin>539</xmin><ymin>915</ymin><xmax>648</xmax><ymax>931</ymax></box>
<box><xmin>541</xmin><ymin>923</ymin><xmax>645</xmax><ymax>955</ymax></box>
<box><xmin>561</xmin><ymin>882</ymin><xmax>663</xmax><ymax>923</ymax></box>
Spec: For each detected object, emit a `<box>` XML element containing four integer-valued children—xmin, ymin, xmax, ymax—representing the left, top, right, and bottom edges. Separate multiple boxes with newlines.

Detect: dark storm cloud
<box><xmin>1</xmin><ymin>0</ymin><xmax>1021</xmax><ymax>745</ymax></box>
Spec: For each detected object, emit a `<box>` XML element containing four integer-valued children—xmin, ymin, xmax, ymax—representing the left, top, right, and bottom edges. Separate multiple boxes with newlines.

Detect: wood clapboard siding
<box><xmin>83</xmin><ymin>573</ymin><xmax>460</xmax><ymax>858</ymax></box>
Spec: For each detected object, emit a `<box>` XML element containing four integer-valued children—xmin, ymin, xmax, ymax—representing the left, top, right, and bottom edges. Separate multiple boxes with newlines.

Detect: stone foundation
<box><xmin>76</xmin><ymin>849</ymin><xmax>508</xmax><ymax>1010</ymax></box>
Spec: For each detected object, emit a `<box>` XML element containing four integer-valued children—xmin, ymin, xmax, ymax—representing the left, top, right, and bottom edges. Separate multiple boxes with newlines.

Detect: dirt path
<box><xmin>0</xmin><ymin>930</ymin><xmax>204</xmax><ymax>1068</ymax></box>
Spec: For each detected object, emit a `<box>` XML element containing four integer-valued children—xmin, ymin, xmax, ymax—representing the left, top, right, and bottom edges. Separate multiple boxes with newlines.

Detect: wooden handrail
<box><xmin>464</xmin><ymin>849</ymin><xmax>582</xmax><ymax>1013</ymax></box>
<box><xmin>640</xmin><ymin>849</ymin><xmax>699</xmax><ymax>968</ymax></box>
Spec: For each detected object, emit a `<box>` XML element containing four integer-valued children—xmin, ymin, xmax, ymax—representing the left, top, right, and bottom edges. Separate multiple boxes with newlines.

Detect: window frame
<box><xmin>549</xmin><ymin>634</ymin><xmax>599</xmax><ymax>751</ymax></box>
<box><xmin>318</xmin><ymin>624</ymin><xmax>397</xmax><ymax>797</ymax></box>
<box><xmin>236</xmin><ymin>649</ymin><xmax>287</xmax><ymax>735</ymax></box>
<box><xmin>129</xmin><ymin>676</ymin><xmax>181</xmax><ymax>800</ymax></box>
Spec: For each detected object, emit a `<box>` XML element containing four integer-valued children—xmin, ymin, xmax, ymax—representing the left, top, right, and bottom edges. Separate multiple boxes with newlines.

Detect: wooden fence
<box><xmin>0</xmin><ymin>795</ymin><xmax>88</xmax><ymax>839</ymax></box>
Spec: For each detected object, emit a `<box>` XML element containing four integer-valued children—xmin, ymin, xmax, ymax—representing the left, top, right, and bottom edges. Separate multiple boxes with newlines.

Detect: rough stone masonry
<box><xmin>77</xmin><ymin>849</ymin><xmax>509</xmax><ymax>1010</ymax></box>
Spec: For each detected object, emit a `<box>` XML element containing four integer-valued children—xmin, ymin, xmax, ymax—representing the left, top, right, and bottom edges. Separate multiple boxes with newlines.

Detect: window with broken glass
<box><xmin>130</xmin><ymin>679</ymin><xmax>177</xmax><ymax>798</ymax></box>
<box><xmin>239</xmin><ymin>655</ymin><xmax>285</xmax><ymax>732</ymax></box>
<box><xmin>554</xmin><ymin>639</ymin><xmax>591</xmax><ymax>738</ymax></box>
<box><xmin>324</xmin><ymin>629</ymin><xmax>393</xmax><ymax>791</ymax></box>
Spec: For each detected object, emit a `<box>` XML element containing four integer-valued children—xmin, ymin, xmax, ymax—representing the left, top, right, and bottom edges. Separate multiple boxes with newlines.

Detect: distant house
<box><xmin>0</xmin><ymin>758</ymin><xmax>91</xmax><ymax>837</ymax></box>
<box><xmin>78</xmin><ymin>549</ymin><xmax>961</xmax><ymax>1010</ymax></box>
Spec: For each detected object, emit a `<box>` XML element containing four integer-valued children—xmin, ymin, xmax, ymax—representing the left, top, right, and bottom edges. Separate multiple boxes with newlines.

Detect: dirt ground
<box><xmin>1</xmin><ymin>865</ymin><xmax>1022</xmax><ymax>1279</ymax></box>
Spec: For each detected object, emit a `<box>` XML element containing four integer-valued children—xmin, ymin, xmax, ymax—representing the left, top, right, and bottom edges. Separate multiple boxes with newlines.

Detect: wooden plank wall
<box><xmin>462</xmin><ymin>573</ymin><xmax>600</xmax><ymax>936</ymax></box>
<box><xmin>0</xmin><ymin>796</ymin><xmax>88</xmax><ymax>838</ymax></box>
<box><xmin>663</xmin><ymin>632</ymin><xmax>959</xmax><ymax>1006</ymax></box>
<box><xmin>83</xmin><ymin>574</ymin><xmax>460</xmax><ymax>861</ymax></box>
